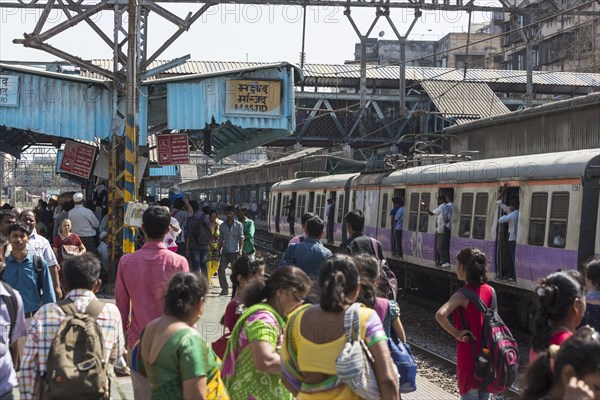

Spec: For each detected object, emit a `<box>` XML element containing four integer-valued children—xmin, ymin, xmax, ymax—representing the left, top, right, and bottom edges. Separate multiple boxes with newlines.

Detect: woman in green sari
<box><xmin>221</xmin><ymin>266</ymin><xmax>312</xmax><ymax>400</ymax></box>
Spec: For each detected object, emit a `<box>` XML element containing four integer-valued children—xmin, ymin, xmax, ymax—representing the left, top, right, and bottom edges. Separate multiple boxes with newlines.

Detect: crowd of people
<box><xmin>1</xmin><ymin>189</ymin><xmax>599</xmax><ymax>400</ymax></box>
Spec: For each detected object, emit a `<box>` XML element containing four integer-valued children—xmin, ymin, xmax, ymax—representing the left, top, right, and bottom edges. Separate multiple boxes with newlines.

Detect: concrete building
<box><xmin>496</xmin><ymin>1</ymin><xmax>600</xmax><ymax>72</ymax></box>
<box><xmin>352</xmin><ymin>31</ymin><xmax>503</xmax><ymax>70</ymax></box>
<box><xmin>353</xmin><ymin>39</ymin><xmax>438</xmax><ymax>67</ymax></box>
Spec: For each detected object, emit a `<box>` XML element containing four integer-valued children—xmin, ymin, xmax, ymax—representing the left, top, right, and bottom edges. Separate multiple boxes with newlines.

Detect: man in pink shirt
<box><xmin>115</xmin><ymin>205</ymin><xmax>189</xmax><ymax>399</ymax></box>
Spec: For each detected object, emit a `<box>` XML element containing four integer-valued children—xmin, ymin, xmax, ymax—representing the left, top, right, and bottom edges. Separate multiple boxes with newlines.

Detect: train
<box><xmin>268</xmin><ymin>149</ymin><xmax>600</xmax><ymax>326</ymax></box>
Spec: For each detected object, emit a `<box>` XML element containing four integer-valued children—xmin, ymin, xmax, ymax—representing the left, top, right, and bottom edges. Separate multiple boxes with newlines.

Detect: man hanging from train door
<box><xmin>496</xmin><ymin>184</ymin><xmax>519</xmax><ymax>281</ymax></box>
<box><xmin>284</xmin><ymin>197</ymin><xmax>296</xmax><ymax>236</ymax></box>
<box><xmin>326</xmin><ymin>198</ymin><xmax>335</xmax><ymax>244</ymax></box>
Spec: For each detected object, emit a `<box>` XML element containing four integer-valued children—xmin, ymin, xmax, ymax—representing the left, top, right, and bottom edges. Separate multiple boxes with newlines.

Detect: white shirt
<box><xmin>68</xmin><ymin>205</ymin><xmax>100</xmax><ymax>237</ymax></box>
<box><xmin>28</xmin><ymin>229</ymin><xmax>59</xmax><ymax>267</ymax></box>
<box><xmin>432</xmin><ymin>205</ymin><xmax>446</xmax><ymax>234</ymax></box>
<box><xmin>444</xmin><ymin>202</ymin><xmax>453</xmax><ymax>230</ymax></box>
<box><xmin>497</xmin><ymin>200</ymin><xmax>519</xmax><ymax>241</ymax></box>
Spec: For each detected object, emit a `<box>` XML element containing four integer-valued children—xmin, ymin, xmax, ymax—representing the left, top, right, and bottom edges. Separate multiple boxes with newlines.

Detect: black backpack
<box><xmin>191</xmin><ymin>216</ymin><xmax>211</xmax><ymax>246</ymax></box>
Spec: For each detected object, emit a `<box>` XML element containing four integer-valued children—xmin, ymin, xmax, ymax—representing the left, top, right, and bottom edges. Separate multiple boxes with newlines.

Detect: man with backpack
<box><xmin>341</xmin><ymin>210</ymin><xmax>398</xmax><ymax>300</ymax></box>
<box><xmin>19</xmin><ymin>253</ymin><xmax>125</xmax><ymax>400</ymax></box>
<box><xmin>1</xmin><ymin>222</ymin><xmax>55</xmax><ymax>357</ymax></box>
<box><xmin>0</xmin><ymin>281</ymin><xmax>27</xmax><ymax>400</ymax></box>
<box><xmin>185</xmin><ymin>201</ymin><xmax>211</xmax><ymax>276</ymax></box>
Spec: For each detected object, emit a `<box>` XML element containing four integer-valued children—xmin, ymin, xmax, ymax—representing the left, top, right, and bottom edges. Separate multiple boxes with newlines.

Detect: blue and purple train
<box><xmin>268</xmin><ymin>149</ymin><xmax>600</xmax><ymax>321</ymax></box>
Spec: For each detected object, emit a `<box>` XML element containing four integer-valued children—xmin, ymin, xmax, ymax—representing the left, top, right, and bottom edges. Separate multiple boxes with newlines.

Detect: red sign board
<box><xmin>59</xmin><ymin>140</ymin><xmax>98</xmax><ymax>179</ymax></box>
<box><xmin>157</xmin><ymin>134</ymin><xmax>190</xmax><ymax>165</ymax></box>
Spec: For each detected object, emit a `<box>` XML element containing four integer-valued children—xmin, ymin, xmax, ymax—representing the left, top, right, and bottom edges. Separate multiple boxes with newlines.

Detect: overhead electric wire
<box><xmin>304</xmin><ymin>0</ymin><xmax>599</xmax><ymax>78</ymax></box>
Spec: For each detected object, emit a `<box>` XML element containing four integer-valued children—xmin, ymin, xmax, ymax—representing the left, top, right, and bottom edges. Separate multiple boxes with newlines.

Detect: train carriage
<box><xmin>269</xmin><ymin>149</ymin><xmax>600</xmax><ymax>323</ymax></box>
<box><xmin>269</xmin><ymin>174</ymin><xmax>358</xmax><ymax>247</ymax></box>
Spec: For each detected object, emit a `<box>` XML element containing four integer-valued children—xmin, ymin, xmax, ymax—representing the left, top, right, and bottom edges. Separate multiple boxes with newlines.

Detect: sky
<box><xmin>0</xmin><ymin>2</ymin><xmax>497</xmax><ymax>65</ymax></box>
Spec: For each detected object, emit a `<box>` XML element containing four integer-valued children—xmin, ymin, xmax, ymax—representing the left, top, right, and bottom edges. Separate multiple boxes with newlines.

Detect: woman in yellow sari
<box><xmin>207</xmin><ymin>209</ymin><xmax>222</xmax><ymax>279</ymax></box>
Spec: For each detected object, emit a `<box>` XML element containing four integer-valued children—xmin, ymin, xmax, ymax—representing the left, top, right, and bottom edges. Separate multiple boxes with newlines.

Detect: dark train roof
<box><xmin>381</xmin><ymin>149</ymin><xmax>600</xmax><ymax>186</ymax></box>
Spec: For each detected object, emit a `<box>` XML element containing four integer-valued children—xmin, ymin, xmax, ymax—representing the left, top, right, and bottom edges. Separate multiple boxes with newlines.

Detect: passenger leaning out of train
<box><xmin>530</xmin><ymin>270</ymin><xmax>587</xmax><ymax>363</ymax></box>
<box><xmin>496</xmin><ymin>184</ymin><xmax>519</xmax><ymax>281</ymax></box>
<box><xmin>340</xmin><ymin>210</ymin><xmax>384</xmax><ymax>261</ymax></box>
<box><xmin>521</xmin><ymin>327</ymin><xmax>600</xmax><ymax>400</ymax></box>
<box><xmin>435</xmin><ymin>248</ymin><xmax>494</xmax><ymax>400</ymax></box>
<box><xmin>422</xmin><ymin>195</ymin><xmax>451</xmax><ymax>268</ymax></box>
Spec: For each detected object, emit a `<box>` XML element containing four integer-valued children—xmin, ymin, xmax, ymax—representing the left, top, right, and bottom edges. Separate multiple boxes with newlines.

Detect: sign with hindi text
<box><xmin>0</xmin><ymin>75</ymin><xmax>19</xmax><ymax>107</ymax></box>
<box><xmin>225</xmin><ymin>79</ymin><xmax>281</xmax><ymax>117</ymax></box>
<box><xmin>59</xmin><ymin>140</ymin><xmax>98</xmax><ymax>179</ymax></box>
<box><xmin>157</xmin><ymin>134</ymin><xmax>190</xmax><ymax>165</ymax></box>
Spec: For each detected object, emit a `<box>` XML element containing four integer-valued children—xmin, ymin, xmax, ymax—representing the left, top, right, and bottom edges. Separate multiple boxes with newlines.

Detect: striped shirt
<box><xmin>18</xmin><ymin>289</ymin><xmax>125</xmax><ymax>400</ymax></box>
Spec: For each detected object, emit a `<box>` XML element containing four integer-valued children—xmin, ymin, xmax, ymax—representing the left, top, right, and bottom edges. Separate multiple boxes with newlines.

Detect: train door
<box><xmin>392</xmin><ymin>189</ymin><xmax>406</xmax><ymax>255</ymax></box>
<box><xmin>309</xmin><ymin>192</ymin><xmax>315</xmax><ymax>213</ymax></box>
<box><xmin>327</xmin><ymin>191</ymin><xmax>336</xmax><ymax>243</ymax></box>
<box><xmin>290</xmin><ymin>192</ymin><xmax>298</xmax><ymax>236</ymax></box>
<box><xmin>495</xmin><ymin>186</ymin><xmax>520</xmax><ymax>279</ymax></box>
<box><xmin>275</xmin><ymin>193</ymin><xmax>282</xmax><ymax>233</ymax></box>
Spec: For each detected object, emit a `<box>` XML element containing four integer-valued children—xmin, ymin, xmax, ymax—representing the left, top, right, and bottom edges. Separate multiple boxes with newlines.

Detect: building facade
<box><xmin>496</xmin><ymin>1</ymin><xmax>599</xmax><ymax>72</ymax></box>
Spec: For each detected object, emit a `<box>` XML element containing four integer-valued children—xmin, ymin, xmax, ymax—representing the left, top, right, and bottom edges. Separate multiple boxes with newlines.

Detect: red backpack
<box><xmin>459</xmin><ymin>286</ymin><xmax>519</xmax><ymax>394</ymax></box>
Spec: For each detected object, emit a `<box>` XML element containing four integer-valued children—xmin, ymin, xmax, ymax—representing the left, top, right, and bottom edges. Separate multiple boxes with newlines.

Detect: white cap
<box><xmin>73</xmin><ymin>192</ymin><xmax>84</xmax><ymax>203</ymax></box>
<box><xmin>99</xmin><ymin>231</ymin><xmax>108</xmax><ymax>240</ymax></box>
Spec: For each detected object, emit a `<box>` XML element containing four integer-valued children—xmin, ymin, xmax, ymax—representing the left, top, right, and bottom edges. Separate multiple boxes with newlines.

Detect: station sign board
<box><xmin>225</xmin><ymin>79</ymin><xmax>281</xmax><ymax>117</ymax></box>
<box><xmin>157</xmin><ymin>134</ymin><xmax>190</xmax><ymax>165</ymax></box>
<box><xmin>59</xmin><ymin>140</ymin><xmax>98</xmax><ymax>179</ymax></box>
<box><xmin>0</xmin><ymin>75</ymin><xmax>19</xmax><ymax>107</ymax></box>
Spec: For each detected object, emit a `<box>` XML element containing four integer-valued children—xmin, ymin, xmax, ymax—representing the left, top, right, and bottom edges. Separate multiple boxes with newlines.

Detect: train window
<box><xmin>473</xmin><ymin>193</ymin><xmax>489</xmax><ymax>240</ymax></box>
<box><xmin>337</xmin><ymin>194</ymin><xmax>344</xmax><ymax>223</ymax></box>
<box><xmin>352</xmin><ymin>191</ymin><xmax>357</xmax><ymax>210</ymax></box>
<box><xmin>297</xmin><ymin>195</ymin><xmax>307</xmax><ymax>220</ymax></box>
<box><xmin>316</xmin><ymin>194</ymin><xmax>325</xmax><ymax>219</ymax></box>
<box><xmin>272</xmin><ymin>195</ymin><xmax>276</xmax><ymax>216</ymax></box>
<box><xmin>528</xmin><ymin>192</ymin><xmax>548</xmax><ymax>246</ymax></box>
<box><xmin>419</xmin><ymin>193</ymin><xmax>431</xmax><ymax>232</ymax></box>
<box><xmin>409</xmin><ymin>193</ymin><xmax>419</xmax><ymax>231</ymax></box>
<box><xmin>548</xmin><ymin>192</ymin><xmax>569</xmax><ymax>248</ymax></box>
<box><xmin>282</xmin><ymin>195</ymin><xmax>289</xmax><ymax>217</ymax></box>
<box><xmin>381</xmin><ymin>194</ymin><xmax>389</xmax><ymax>228</ymax></box>
<box><xmin>459</xmin><ymin>193</ymin><xmax>474</xmax><ymax>238</ymax></box>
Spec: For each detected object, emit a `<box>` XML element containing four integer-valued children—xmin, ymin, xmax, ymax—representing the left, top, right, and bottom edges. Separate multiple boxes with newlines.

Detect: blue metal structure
<box><xmin>0</xmin><ymin>64</ymin><xmax>112</xmax><ymax>155</ymax></box>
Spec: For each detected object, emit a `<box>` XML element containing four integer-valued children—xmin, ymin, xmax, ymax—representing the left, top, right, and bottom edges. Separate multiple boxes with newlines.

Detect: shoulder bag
<box><xmin>335</xmin><ymin>303</ymin><xmax>382</xmax><ymax>399</ymax></box>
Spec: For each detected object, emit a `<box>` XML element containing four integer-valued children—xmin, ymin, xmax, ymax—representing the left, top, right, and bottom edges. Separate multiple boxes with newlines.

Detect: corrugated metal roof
<box><xmin>166</xmin><ymin>64</ymin><xmax>297</xmax><ymax>160</ymax></box>
<box><xmin>82</xmin><ymin>60</ymin><xmax>600</xmax><ymax>93</ymax></box>
<box><xmin>0</xmin><ymin>63</ymin><xmax>108</xmax><ymax>85</ymax></box>
<box><xmin>149</xmin><ymin>165</ymin><xmax>178</xmax><ymax>177</ymax></box>
<box><xmin>0</xmin><ymin>66</ymin><xmax>113</xmax><ymax>143</ymax></box>
<box><xmin>444</xmin><ymin>91</ymin><xmax>600</xmax><ymax>135</ymax></box>
<box><xmin>381</xmin><ymin>148</ymin><xmax>600</xmax><ymax>186</ymax></box>
<box><xmin>421</xmin><ymin>81</ymin><xmax>510</xmax><ymax>124</ymax></box>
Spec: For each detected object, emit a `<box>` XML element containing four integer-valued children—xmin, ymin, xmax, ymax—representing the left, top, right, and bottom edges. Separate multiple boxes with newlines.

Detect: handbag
<box><xmin>62</xmin><ymin>244</ymin><xmax>82</xmax><ymax>259</ymax></box>
<box><xmin>386</xmin><ymin>308</ymin><xmax>417</xmax><ymax>392</ymax></box>
<box><xmin>335</xmin><ymin>303</ymin><xmax>382</xmax><ymax>399</ymax></box>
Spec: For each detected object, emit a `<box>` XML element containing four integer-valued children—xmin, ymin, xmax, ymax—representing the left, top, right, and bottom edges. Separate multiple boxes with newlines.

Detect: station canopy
<box><xmin>0</xmin><ymin>62</ymin><xmax>301</xmax><ymax>160</ymax></box>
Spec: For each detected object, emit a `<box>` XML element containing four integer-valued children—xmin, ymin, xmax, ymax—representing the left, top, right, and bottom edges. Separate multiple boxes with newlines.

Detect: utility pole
<box><xmin>123</xmin><ymin>0</ymin><xmax>140</xmax><ymax>254</ymax></box>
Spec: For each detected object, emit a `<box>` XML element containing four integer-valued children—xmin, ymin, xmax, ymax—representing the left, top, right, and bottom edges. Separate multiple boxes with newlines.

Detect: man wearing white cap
<box><xmin>68</xmin><ymin>192</ymin><xmax>99</xmax><ymax>256</ymax></box>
